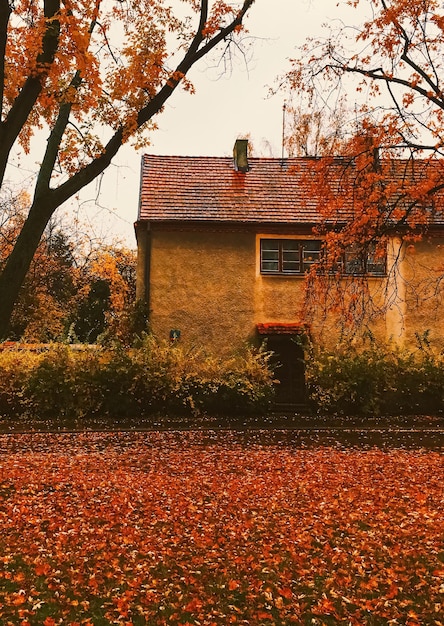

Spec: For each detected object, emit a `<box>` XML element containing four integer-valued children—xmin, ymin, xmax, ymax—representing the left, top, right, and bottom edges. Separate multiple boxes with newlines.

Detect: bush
<box><xmin>305</xmin><ymin>335</ymin><xmax>444</xmax><ymax>416</ymax></box>
<box><xmin>0</xmin><ymin>339</ymin><xmax>274</xmax><ymax>424</ymax></box>
<box><xmin>25</xmin><ymin>345</ymin><xmax>105</xmax><ymax>420</ymax></box>
<box><xmin>0</xmin><ymin>349</ymin><xmax>36</xmax><ymax>417</ymax></box>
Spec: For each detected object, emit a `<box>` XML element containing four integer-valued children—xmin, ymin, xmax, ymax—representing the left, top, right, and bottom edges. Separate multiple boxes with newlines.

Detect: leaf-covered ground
<box><xmin>0</xmin><ymin>430</ymin><xmax>443</xmax><ymax>625</ymax></box>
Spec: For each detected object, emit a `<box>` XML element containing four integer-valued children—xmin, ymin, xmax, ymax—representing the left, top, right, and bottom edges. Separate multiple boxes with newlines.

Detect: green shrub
<box><xmin>305</xmin><ymin>336</ymin><xmax>444</xmax><ymax>416</ymax></box>
<box><xmin>0</xmin><ymin>339</ymin><xmax>274</xmax><ymax>423</ymax></box>
<box><xmin>125</xmin><ymin>336</ymin><xmax>274</xmax><ymax>417</ymax></box>
<box><xmin>0</xmin><ymin>349</ymin><xmax>37</xmax><ymax>417</ymax></box>
<box><xmin>25</xmin><ymin>346</ymin><xmax>105</xmax><ymax>420</ymax></box>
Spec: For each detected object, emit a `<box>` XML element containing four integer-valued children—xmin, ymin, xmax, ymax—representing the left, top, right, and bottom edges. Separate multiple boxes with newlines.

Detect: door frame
<box><xmin>257</xmin><ymin>323</ymin><xmax>310</xmax><ymax>407</ymax></box>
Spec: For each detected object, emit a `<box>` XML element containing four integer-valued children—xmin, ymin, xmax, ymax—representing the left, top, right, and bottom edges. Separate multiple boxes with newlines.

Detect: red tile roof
<box><xmin>138</xmin><ymin>154</ymin><xmax>444</xmax><ymax>226</ymax></box>
<box><xmin>138</xmin><ymin>155</ymin><xmax>338</xmax><ymax>224</ymax></box>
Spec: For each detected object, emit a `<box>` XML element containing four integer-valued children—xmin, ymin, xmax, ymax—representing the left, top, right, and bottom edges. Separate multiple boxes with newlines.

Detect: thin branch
<box><xmin>35</xmin><ymin>1</ymin><xmax>102</xmax><ymax>196</ymax></box>
<box><xmin>380</xmin><ymin>0</ymin><xmax>441</xmax><ymax>98</ymax></box>
<box><xmin>330</xmin><ymin>63</ymin><xmax>444</xmax><ymax>112</ymax></box>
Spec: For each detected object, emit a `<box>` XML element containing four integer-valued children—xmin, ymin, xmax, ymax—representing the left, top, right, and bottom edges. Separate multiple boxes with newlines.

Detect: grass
<box><xmin>0</xmin><ymin>430</ymin><xmax>443</xmax><ymax>625</ymax></box>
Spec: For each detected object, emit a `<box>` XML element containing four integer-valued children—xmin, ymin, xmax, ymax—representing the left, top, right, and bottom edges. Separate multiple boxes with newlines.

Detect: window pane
<box><xmin>262</xmin><ymin>251</ymin><xmax>279</xmax><ymax>261</ymax></box>
<box><xmin>367</xmin><ymin>245</ymin><xmax>386</xmax><ymax>276</ymax></box>
<box><xmin>344</xmin><ymin>243</ymin><xmax>386</xmax><ymax>276</ymax></box>
<box><xmin>261</xmin><ymin>240</ymin><xmax>279</xmax><ymax>252</ymax></box>
<box><xmin>344</xmin><ymin>246</ymin><xmax>364</xmax><ymax>274</ymax></box>
<box><xmin>282</xmin><ymin>241</ymin><xmax>299</xmax><ymax>251</ymax></box>
<box><xmin>261</xmin><ymin>240</ymin><xmax>279</xmax><ymax>272</ymax></box>
<box><xmin>282</xmin><ymin>251</ymin><xmax>300</xmax><ymax>273</ymax></box>
<box><xmin>282</xmin><ymin>241</ymin><xmax>300</xmax><ymax>273</ymax></box>
<box><xmin>367</xmin><ymin>262</ymin><xmax>385</xmax><ymax>275</ymax></box>
<box><xmin>345</xmin><ymin>258</ymin><xmax>364</xmax><ymax>274</ymax></box>
<box><xmin>262</xmin><ymin>261</ymin><xmax>279</xmax><ymax>272</ymax></box>
<box><xmin>302</xmin><ymin>241</ymin><xmax>322</xmax><ymax>271</ymax></box>
<box><xmin>283</xmin><ymin>251</ymin><xmax>299</xmax><ymax>261</ymax></box>
<box><xmin>282</xmin><ymin>261</ymin><xmax>300</xmax><ymax>273</ymax></box>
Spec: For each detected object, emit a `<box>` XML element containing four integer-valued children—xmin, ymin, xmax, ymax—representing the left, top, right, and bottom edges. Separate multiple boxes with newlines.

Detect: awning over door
<box><xmin>256</xmin><ymin>322</ymin><xmax>309</xmax><ymax>335</ymax></box>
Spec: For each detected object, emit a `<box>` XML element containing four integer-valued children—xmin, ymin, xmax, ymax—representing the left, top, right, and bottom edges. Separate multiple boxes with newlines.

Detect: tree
<box><xmin>0</xmin><ymin>0</ymin><xmax>255</xmax><ymax>339</ymax></box>
<box><xmin>287</xmin><ymin>0</ymin><xmax>444</xmax><ymax>205</ymax></box>
<box><xmin>1</xmin><ymin>194</ymin><xmax>79</xmax><ymax>340</ymax></box>
<box><xmin>284</xmin><ymin>98</ymin><xmax>348</xmax><ymax>157</ymax></box>
<box><xmin>1</xmin><ymin>186</ymin><xmax>140</xmax><ymax>342</ymax></box>
<box><xmin>73</xmin><ymin>246</ymin><xmax>138</xmax><ymax>344</ymax></box>
<box><xmin>285</xmin><ymin>0</ymin><xmax>444</xmax><ymax>336</ymax></box>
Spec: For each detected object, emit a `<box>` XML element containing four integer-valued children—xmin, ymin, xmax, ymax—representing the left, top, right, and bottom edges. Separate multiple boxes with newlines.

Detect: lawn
<box><xmin>0</xmin><ymin>430</ymin><xmax>443</xmax><ymax>625</ymax></box>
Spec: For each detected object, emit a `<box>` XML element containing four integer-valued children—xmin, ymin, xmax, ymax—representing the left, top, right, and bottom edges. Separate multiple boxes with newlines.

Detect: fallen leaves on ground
<box><xmin>0</xmin><ymin>431</ymin><xmax>442</xmax><ymax>625</ymax></box>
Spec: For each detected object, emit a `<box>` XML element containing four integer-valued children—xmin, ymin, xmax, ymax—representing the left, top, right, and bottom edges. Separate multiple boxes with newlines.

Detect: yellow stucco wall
<box><xmin>149</xmin><ymin>229</ymin><xmax>258</xmax><ymax>352</ymax></box>
<box><xmin>400</xmin><ymin>237</ymin><xmax>444</xmax><ymax>349</ymax></box>
<box><xmin>148</xmin><ymin>229</ymin><xmax>311</xmax><ymax>353</ymax></box>
<box><xmin>144</xmin><ymin>227</ymin><xmax>444</xmax><ymax>353</ymax></box>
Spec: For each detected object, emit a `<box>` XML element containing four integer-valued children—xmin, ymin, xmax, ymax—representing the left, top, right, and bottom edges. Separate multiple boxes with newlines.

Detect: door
<box><xmin>266</xmin><ymin>335</ymin><xmax>306</xmax><ymax>405</ymax></box>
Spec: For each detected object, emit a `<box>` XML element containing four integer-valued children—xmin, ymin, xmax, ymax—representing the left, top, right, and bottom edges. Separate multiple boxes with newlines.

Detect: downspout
<box><xmin>135</xmin><ymin>220</ymin><xmax>151</xmax><ymax>316</ymax></box>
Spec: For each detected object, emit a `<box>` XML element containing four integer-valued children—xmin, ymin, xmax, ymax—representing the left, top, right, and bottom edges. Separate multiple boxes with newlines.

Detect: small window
<box><xmin>260</xmin><ymin>239</ymin><xmax>322</xmax><ymax>275</ymax></box>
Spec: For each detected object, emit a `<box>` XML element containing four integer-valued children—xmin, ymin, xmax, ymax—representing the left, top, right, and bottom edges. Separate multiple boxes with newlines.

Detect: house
<box><xmin>135</xmin><ymin>140</ymin><xmax>444</xmax><ymax>403</ymax></box>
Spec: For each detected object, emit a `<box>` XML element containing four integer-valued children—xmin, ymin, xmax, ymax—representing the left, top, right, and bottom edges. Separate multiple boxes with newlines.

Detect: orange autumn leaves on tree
<box><xmin>0</xmin><ymin>0</ymin><xmax>256</xmax><ymax>339</ymax></box>
<box><xmin>283</xmin><ymin>0</ymin><xmax>444</xmax><ymax>332</ymax></box>
<box><xmin>286</xmin><ymin>0</ymin><xmax>444</xmax><ymax>224</ymax></box>
<box><xmin>89</xmin><ymin>248</ymin><xmax>136</xmax><ymax>314</ymax></box>
<box><xmin>81</xmin><ymin>247</ymin><xmax>138</xmax><ymax>343</ymax></box>
<box><xmin>4</xmin><ymin>0</ymin><xmax>232</xmax><ymax>163</ymax></box>
<box><xmin>291</xmin><ymin>122</ymin><xmax>444</xmax><ymax>332</ymax></box>
<box><xmin>289</xmin><ymin>0</ymin><xmax>444</xmax><ymax>146</ymax></box>
<box><xmin>286</xmin><ymin>0</ymin><xmax>444</xmax><ymax>216</ymax></box>
<box><xmin>0</xmin><ymin>431</ymin><xmax>442</xmax><ymax>625</ymax></box>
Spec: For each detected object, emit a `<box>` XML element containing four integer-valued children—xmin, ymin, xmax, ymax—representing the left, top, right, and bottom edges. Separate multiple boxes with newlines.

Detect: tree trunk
<box><xmin>0</xmin><ymin>195</ymin><xmax>56</xmax><ymax>339</ymax></box>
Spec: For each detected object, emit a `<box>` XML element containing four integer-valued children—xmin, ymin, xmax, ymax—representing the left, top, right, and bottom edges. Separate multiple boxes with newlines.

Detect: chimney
<box><xmin>233</xmin><ymin>139</ymin><xmax>249</xmax><ymax>172</ymax></box>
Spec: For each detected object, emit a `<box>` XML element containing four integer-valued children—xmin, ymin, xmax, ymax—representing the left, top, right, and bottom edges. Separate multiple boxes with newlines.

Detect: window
<box><xmin>343</xmin><ymin>243</ymin><xmax>386</xmax><ymax>276</ymax></box>
<box><xmin>260</xmin><ymin>239</ymin><xmax>386</xmax><ymax>277</ymax></box>
<box><xmin>260</xmin><ymin>239</ymin><xmax>322</xmax><ymax>275</ymax></box>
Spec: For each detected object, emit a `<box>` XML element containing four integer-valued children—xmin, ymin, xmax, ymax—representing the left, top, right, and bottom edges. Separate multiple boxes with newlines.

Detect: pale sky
<box><xmin>16</xmin><ymin>1</ymin><xmax>365</xmax><ymax>247</ymax></box>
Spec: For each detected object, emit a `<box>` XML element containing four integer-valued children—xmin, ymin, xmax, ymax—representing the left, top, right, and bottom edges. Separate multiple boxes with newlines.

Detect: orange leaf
<box><xmin>12</xmin><ymin>594</ymin><xmax>26</xmax><ymax>606</ymax></box>
<box><xmin>386</xmin><ymin>583</ymin><xmax>399</xmax><ymax>599</ymax></box>
<box><xmin>278</xmin><ymin>587</ymin><xmax>293</xmax><ymax>599</ymax></box>
<box><xmin>35</xmin><ymin>562</ymin><xmax>51</xmax><ymax>576</ymax></box>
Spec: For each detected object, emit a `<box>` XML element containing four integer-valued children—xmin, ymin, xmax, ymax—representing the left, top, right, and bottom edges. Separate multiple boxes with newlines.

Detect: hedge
<box><xmin>0</xmin><ymin>337</ymin><xmax>274</xmax><ymax>424</ymax></box>
<box><xmin>305</xmin><ymin>335</ymin><xmax>444</xmax><ymax>416</ymax></box>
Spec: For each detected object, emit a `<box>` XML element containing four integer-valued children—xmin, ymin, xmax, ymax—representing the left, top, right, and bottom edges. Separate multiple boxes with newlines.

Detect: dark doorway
<box><xmin>265</xmin><ymin>335</ymin><xmax>306</xmax><ymax>407</ymax></box>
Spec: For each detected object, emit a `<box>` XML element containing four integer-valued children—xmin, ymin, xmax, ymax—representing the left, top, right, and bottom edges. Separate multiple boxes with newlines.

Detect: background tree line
<box><xmin>0</xmin><ymin>187</ymin><xmax>139</xmax><ymax>344</ymax></box>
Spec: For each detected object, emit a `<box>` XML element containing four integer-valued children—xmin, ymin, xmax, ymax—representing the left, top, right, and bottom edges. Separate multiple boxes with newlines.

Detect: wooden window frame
<box><xmin>260</xmin><ymin>239</ymin><xmax>322</xmax><ymax>275</ymax></box>
<box><xmin>342</xmin><ymin>243</ymin><xmax>387</xmax><ymax>277</ymax></box>
<box><xmin>260</xmin><ymin>239</ymin><xmax>387</xmax><ymax>277</ymax></box>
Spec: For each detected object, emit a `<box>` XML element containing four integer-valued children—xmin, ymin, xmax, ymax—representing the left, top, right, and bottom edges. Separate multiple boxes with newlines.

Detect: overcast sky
<box><xmin>65</xmin><ymin>1</ymin><xmax>364</xmax><ymax>246</ymax></box>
